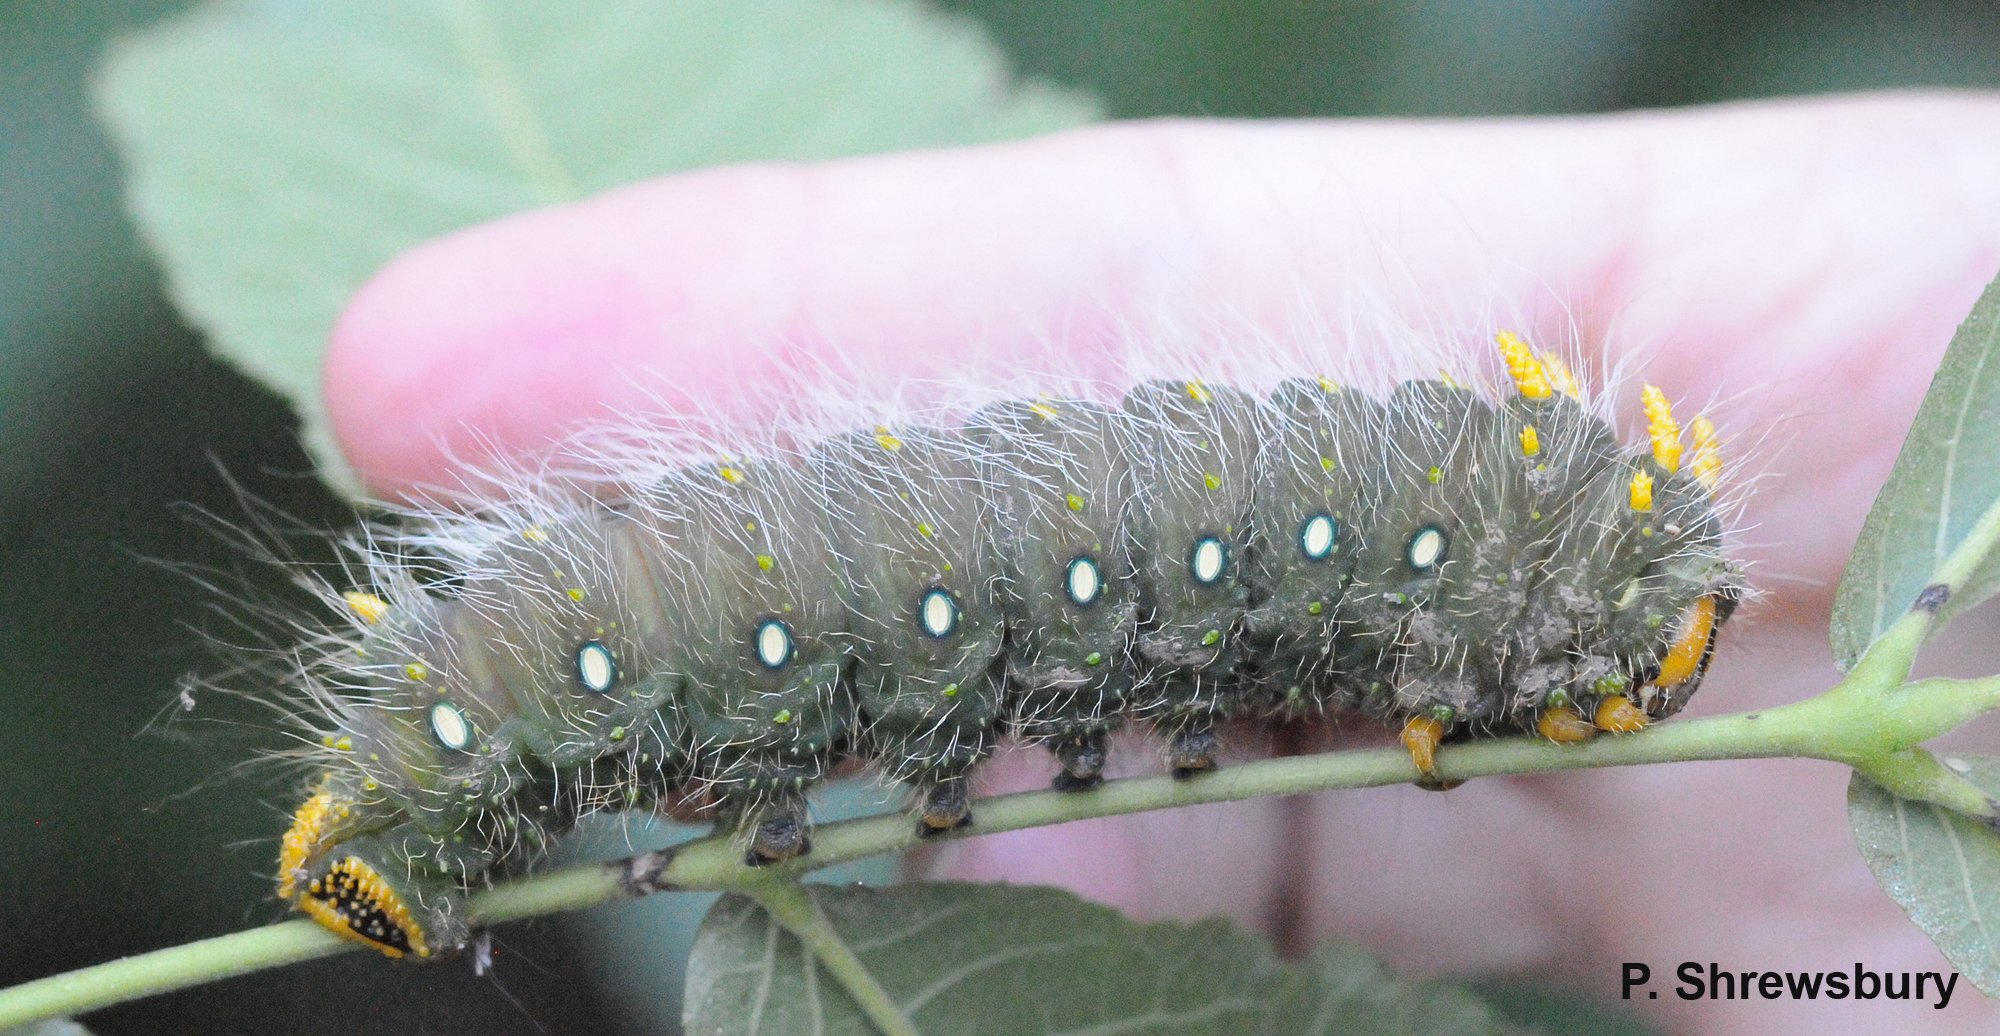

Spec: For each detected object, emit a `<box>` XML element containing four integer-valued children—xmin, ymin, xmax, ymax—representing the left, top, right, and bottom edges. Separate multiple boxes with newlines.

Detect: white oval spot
<box><xmin>1406</xmin><ymin>527</ymin><xmax>1446</xmax><ymax>571</ymax></box>
<box><xmin>919</xmin><ymin>589</ymin><xmax>959</xmax><ymax>638</ymax></box>
<box><xmin>430</xmin><ymin>702</ymin><xmax>471</xmax><ymax>751</ymax></box>
<box><xmin>755</xmin><ymin>619</ymin><xmax>794</xmax><ymax>669</ymax></box>
<box><xmin>1300</xmin><ymin>514</ymin><xmax>1336</xmax><ymax>560</ymax></box>
<box><xmin>1190</xmin><ymin>537</ymin><xmax>1227</xmax><ymax>585</ymax></box>
<box><xmin>1066</xmin><ymin>556</ymin><xmax>1102</xmax><ymax>606</ymax></box>
<box><xmin>576</xmin><ymin>641</ymin><xmax>616</xmax><ymax>694</ymax></box>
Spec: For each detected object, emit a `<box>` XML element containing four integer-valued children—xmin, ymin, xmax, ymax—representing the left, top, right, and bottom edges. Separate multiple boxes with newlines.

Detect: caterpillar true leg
<box><xmin>915</xmin><ymin>775</ymin><xmax>975</xmax><ymax>835</ymax></box>
<box><xmin>745</xmin><ymin>804</ymin><xmax>813</xmax><ymax>866</ymax></box>
<box><xmin>1167</xmin><ymin>722</ymin><xmax>1224</xmax><ymax>779</ymax></box>
<box><xmin>1049</xmin><ymin>731</ymin><xmax>1111</xmax><ymax>791</ymax></box>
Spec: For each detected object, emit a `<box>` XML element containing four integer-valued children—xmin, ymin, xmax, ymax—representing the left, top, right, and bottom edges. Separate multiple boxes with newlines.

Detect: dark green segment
<box><xmin>815</xmin><ymin>427</ymin><xmax>1006</xmax><ymax>789</ymax></box>
<box><xmin>1326</xmin><ymin>380</ymin><xmax>1491</xmax><ymax>721</ymax></box>
<box><xmin>292</xmin><ymin>828</ymin><xmax>469</xmax><ymax>957</ymax></box>
<box><xmin>968</xmin><ymin>398</ymin><xmax>1137</xmax><ymax>743</ymax></box>
<box><xmin>1244</xmin><ymin>378</ymin><xmax>1385</xmax><ymax>709</ymax></box>
<box><xmin>632</xmin><ymin>459</ymin><xmax>855</xmax><ymax>833</ymax></box>
<box><xmin>1495</xmin><ymin>393</ymin><xmax>1637</xmax><ymax>714</ymax></box>
<box><xmin>477</xmin><ymin>513</ymin><xmax>687</xmax><ymax>769</ymax></box>
<box><xmin>1117</xmin><ymin>380</ymin><xmax>1264</xmax><ymax>736</ymax></box>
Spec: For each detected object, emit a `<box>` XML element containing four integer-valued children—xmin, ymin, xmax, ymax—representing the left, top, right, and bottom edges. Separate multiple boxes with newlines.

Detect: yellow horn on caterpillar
<box><xmin>1538</xmin><ymin>351</ymin><xmax>1583</xmax><ymax>400</ymax></box>
<box><xmin>342</xmin><ymin>591</ymin><xmax>388</xmax><ymax>624</ymax></box>
<box><xmin>1689</xmin><ymin>416</ymin><xmax>1722</xmax><ymax>491</ymax></box>
<box><xmin>1641</xmin><ymin>384</ymin><xmax>1683</xmax><ymax>472</ymax></box>
<box><xmin>1629</xmin><ymin>471</ymin><xmax>1654</xmax><ymax>513</ymax></box>
<box><xmin>1495</xmin><ymin>330</ymin><xmax>1552</xmax><ymax>400</ymax></box>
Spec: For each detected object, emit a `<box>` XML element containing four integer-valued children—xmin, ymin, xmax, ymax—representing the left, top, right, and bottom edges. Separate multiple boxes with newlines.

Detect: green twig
<box><xmin>743</xmin><ymin>878</ymin><xmax>925</xmax><ymax>1036</ymax></box>
<box><xmin>0</xmin><ymin>922</ymin><xmax>350</xmax><ymax>1029</ymax></box>
<box><xmin>7</xmin><ymin>631</ymin><xmax>2000</xmax><ymax>1028</ymax></box>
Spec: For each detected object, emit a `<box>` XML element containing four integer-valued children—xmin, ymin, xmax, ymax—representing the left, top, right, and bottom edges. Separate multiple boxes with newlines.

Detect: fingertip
<box><xmin>323</xmin><ymin>97</ymin><xmax>2000</xmax><ymax>529</ymax></box>
<box><xmin>321</xmin><ymin>139</ymin><xmax>1146</xmax><ymax>496</ymax></box>
<box><xmin>321</xmin><ymin>116</ymin><xmax>1539</xmax><ymax>495</ymax></box>
<box><xmin>325</xmin><ymin>170</ymin><xmax>798</xmax><ymax>496</ymax></box>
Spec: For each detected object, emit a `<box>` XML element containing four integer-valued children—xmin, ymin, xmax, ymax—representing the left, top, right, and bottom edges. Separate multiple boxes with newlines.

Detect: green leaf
<box><xmin>1830</xmin><ymin>270</ymin><xmax>2000</xmax><ymax>669</ymax></box>
<box><xmin>553</xmin><ymin>781</ymin><xmax>901</xmax><ymax>1035</ymax></box>
<box><xmin>1848</xmin><ymin>757</ymin><xmax>2000</xmax><ymax>994</ymax></box>
<box><xmin>1466</xmin><ymin>979</ymin><xmax>1663</xmax><ymax>1036</ymax></box>
<box><xmin>684</xmin><ymin>882</ymin><xmax>1531</xmax><ymax>1036</ymax></box>
<box><xmin>93</xmin><ymin>0</ymin><xmax>1098</xmax><ymax>492</ymax></box>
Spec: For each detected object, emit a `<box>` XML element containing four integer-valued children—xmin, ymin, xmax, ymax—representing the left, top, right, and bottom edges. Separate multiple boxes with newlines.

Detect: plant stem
<box><xmin>743</xmin><ymin>878</ymin><xmax>925</xmax><ymax>1036</ymax></box>
<box><xmin>8</xmin><ymin>667</ymin><xmax>2000</xmax><ymax>1027</ymax></box>
<box><xmin>0</xmin><ymin>922</ymin><xmax>349</xmax><ymax>1029</ymax></box>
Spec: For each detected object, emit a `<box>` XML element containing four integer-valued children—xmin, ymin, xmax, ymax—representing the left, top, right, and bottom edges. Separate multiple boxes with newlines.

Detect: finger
<box><xmin>327</xmin><ymin>94</ymin><xmax>2000</xmax><ymax>611</ymax></box>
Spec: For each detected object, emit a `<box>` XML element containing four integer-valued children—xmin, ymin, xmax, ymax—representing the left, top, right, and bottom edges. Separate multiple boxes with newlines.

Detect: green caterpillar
<box><xmin>275</xmin><ymin>331</ymin><xmax>1741</xmax><ymax>958</ymax></box>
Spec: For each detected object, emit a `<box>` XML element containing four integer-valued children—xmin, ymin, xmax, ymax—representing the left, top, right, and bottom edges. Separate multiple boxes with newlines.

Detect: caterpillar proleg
<box><xmin>272</xmin><ymin>330</ymin><xmax>1743</xmax><ymax>959</ymax></box>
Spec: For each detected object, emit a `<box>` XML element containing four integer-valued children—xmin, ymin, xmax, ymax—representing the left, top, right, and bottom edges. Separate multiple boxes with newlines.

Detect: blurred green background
<box><xmin>6</xmin><ymin>1</ymin><xmax>2000</xmax><ymax>1033</ymax></box>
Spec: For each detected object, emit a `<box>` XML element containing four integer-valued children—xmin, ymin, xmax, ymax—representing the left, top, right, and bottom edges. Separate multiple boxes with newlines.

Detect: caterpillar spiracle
<box><xmin>271</xmin><ymin>329</ymin><xmax>1743</xmax><ymax>959</ymax></box>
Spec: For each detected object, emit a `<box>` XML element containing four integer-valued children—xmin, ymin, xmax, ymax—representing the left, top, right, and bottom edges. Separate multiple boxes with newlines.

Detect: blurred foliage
<box><xmin>7</xmin><ymin>0</ymin><xmax>2000</xmax><ymax>1033</ymax></box>
<box><xmin>1832</xmin><ymin>269</ymin><xmax>2000</xmax><ymax>668</ymax></box>
<box><xmin>685</xmin><ymin>884</ymin><xmax>1537</xmax><ymax>1036</ymax></box>
<box><xmin>94</xmin><ymin>0</ymin><xmax>1093</xmax><ymax>489</ymax></box>
<box><xmin>1849</xmin><ymin>758</ymin><xmax>2000</xmax><ymax>997</ymax></box>
<box><xmin>552</xmin><ymin>784</ymin><xmax>901</xmax><ymax>1034</ymax></box>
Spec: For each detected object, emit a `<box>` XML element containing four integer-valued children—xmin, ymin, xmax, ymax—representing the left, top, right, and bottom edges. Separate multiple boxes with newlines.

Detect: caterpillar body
<box><xmin>273</xmin><ymin>331</ymin><xmax>1741</xmax><ymax>959</ymax></box>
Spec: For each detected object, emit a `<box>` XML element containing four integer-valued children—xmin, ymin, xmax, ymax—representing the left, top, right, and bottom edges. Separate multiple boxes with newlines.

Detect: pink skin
<box><xmin>330</xmin><ymin>94</ymin><xmax>2000</xmax><ymax>1033</ymax></box>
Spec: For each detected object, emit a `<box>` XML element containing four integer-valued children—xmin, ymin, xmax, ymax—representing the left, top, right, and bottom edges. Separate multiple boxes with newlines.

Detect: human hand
<box><xmin>327</xmin><ymin>92</ymin><xmax>2000</xmax><ymax>1035</ymax></box>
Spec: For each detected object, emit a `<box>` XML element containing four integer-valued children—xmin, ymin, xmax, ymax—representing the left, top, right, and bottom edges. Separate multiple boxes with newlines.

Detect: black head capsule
<box><xmin>918</xmin><ymin>587</ymin><xmax>960</xmax><ymax>639</ymax></box>
<box><xmin>575</xmin><ymin>640</ymin><xmax>617</xmax><ymax>694</ymax></box>
<box><xmin>754</xmin><ymin>618</ymin><xmax>795</xmax><ymax>669</ymax></box>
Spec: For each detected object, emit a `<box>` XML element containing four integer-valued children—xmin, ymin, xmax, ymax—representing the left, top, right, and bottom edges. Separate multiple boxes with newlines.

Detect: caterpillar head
<box><xmin>277</xmin><ymin>777</ymin><xmax>469</xmax><ymax>959</ymax></box>
<box><xmin>287</xmin><ymin>836</ymin><xmax>468</xmax><ymax>959</ymax></box>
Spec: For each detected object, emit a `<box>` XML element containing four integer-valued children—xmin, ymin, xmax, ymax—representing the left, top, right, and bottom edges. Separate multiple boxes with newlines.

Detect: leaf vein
<box><xmin>899</xmin><ymin>940</ymin><xmax>1084</xmax><ymax>1016</ymax></box>
<box><xmin>1928</xmin><ymin>801</ymin><xmax>2000</xmax><ymax>975</ymax></box>
<box><xmin>438</xmin><ymin>0</ymin><xmax>577</xmax><ymax>203</ymax></box>
<box><xmin>1933</xmin><ymin>319</ymin><xmax>1997</xmax><ymax>568</ymax></box>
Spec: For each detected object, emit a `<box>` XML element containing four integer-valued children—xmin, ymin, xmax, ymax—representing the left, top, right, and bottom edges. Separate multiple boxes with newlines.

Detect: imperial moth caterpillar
<box><xmin>268</xmin><ymin>330</ymin><xmax>1742</xmax><ymax>959</ymax></box>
